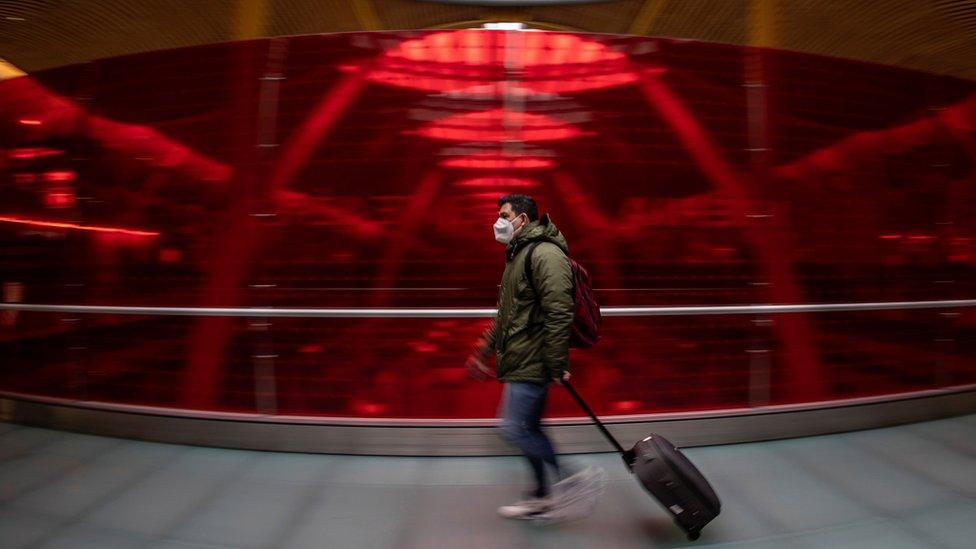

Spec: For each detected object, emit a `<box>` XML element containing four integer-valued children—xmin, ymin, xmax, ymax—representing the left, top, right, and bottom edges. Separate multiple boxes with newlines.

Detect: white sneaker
<box><xmin>541</xmin><ymin>466</ymin><xmax>606</xmax><ymax>523</ymax></box>
<box><xmin>554</xmin><ymin>465</ymin><xmax>604</xmax><ymax>498</ymax></box>
<box><xmin>554</xmin><ymin>467</ymin><xmax>592</xmax><ymax>496</ymax></box>
<box><xmin>497</xmin><ymin>497</ymin><xmax>553</xmax><ymax>519</ymax></box>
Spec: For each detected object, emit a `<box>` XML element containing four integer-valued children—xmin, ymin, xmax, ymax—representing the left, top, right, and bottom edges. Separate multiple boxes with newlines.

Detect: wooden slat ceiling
<box><xmin>0</xmin><ymin>0</ymin><xmax>973</xmax><ymax>79</ymax></box>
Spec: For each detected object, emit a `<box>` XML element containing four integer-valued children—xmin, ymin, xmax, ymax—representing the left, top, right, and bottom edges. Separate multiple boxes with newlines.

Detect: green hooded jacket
<box><xmin>481</xmin><ymin>213</ymin><xmax>574</xmax><ymax>383</ymax></box>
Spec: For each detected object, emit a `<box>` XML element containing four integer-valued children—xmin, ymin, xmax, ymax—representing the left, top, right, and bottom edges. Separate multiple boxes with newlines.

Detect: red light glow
<box><xmin>43</xmin><ymin>170</ymin><xmax>76</xmax><ymax>182</ymax></box>
<box><xmin>412</xmin><ymin>342</ymin><xmax>439</xmax><ymax>353</ymax></box>
<box><xmin>441</xmin><ymin>154</ymin><xmax>555</xmax><ymax>169</ymax></box>
<box><xmin>9</xmin><ymin>148</ymin><xmax>62</xmax><ymax>160</ymax></box>
<box><xmin>413</xmin><ymin>109</ymin><xmax>582</xmax><ymax>142</ymax></box>
<box><xmin>0</xmin><ymin>216</ymin><xmax>159</xmax><ymax>236</ymax></box>
<box><xmin>468</xmin><ymin>192</ymin><xmax>516</xmax><ymax>200</ymax></box>
<box><xmin>351</xmin><ymin>401</ymin><xmax>388</xmax><ymax>415</ymax></box>
<box><xmin>610</xmin><ymin>400</ymin><xmax>642</xmax><ymax>413</ymax></box>
<box><xmin>370</xmin><ymin>30</ymin><xmax>637</xmax><ymax>94</ymax></box>
<box><xmin>389</xmin><ymin>30</ymin><xmax>624</xmax><ymax>67</ymax></box>
<box><xmin>455</xmin><ymin>177</ymin><xmax>540</xmax><ymax>188</ymax></box>
<box><xmin>369</xmin><ymin>71</ymin><xmax>638</xmax><ymax>95</ymax></box>
<box><xmin>18</xmin><ymin>119</ymin><xmax>41</xmax><ymax>126</ymax></box>
<box><xmin>44</xmin><ymin>192</ymin><xmax>75</xmax><ymax>208</ymax></box>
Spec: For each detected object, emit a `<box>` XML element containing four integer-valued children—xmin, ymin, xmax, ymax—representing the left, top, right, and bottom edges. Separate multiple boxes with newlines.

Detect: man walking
<box><xmin>467</xmin><ymin>194</ymin><xmax>602</xmax><ymax>520</ymax></box>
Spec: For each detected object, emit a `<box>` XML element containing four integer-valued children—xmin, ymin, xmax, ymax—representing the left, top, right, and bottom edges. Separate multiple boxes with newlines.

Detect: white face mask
<box><xmin>493</xmin><ymin>214</ymin><xmax>523</xmax><ymax>244</ymax></box>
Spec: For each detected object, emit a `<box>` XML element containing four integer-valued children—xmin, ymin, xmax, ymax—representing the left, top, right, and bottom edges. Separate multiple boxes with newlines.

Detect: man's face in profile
<box><xmin>498</xmin><ymin>203</ymin><xmax>523</xmax><ymax>229</ymax></box>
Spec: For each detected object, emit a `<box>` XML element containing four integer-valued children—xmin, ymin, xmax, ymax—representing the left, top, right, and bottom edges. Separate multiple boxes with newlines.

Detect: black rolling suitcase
<box><xmin>563</xmin><ymin>380</ymin><xmax>721</xmax><ymax>541</ymax></box>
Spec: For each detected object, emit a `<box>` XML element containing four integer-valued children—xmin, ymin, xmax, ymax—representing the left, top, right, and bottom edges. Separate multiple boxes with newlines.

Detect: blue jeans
<box><xmin>499</xmin><ymin>381</ymin><xmax>561</xmax><ymax>498</ymax></box>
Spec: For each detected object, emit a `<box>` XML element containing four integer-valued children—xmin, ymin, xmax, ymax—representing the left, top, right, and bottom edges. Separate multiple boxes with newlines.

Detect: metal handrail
<box><xmin>1</xmin><ymin>299</ymin><xmax>974</xmax><ymax>318</ymax></box>
<box><xmin>4</xmin><ymin>383</ymin><xmax>974</xmax><ymax>427</ymax></box>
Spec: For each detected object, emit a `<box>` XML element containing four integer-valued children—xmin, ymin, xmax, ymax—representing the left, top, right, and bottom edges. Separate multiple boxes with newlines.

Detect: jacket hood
<box><xmin>506</xmin><ymin>213</ymin><xmax>569</xmax><ymax>260</ymax></box>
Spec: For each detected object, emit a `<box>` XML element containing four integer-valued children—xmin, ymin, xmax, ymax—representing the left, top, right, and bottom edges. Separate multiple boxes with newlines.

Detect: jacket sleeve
<box><xmin>478</xmin><ymin>266</ymin><xmax>507</xmax><ymax>356</ymax></box>
<box><xmin>532</xmin><ymin>243</ymin><xmax>574</xmax><ymax>377</ymax></box>
<box><xmin>478</xmin><ymin>302</ymin><xmax>499</xmax><ymax>355</ymax></box>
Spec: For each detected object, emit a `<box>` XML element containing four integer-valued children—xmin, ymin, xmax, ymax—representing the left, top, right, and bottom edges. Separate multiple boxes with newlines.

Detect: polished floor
<box><xmin>2</xmin><ymin>414</ymin><xmax>976</xmax><ymax>548</ymax></box>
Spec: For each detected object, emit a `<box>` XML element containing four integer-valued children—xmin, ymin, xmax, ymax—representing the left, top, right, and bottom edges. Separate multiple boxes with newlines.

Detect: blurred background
<box><xmin>0</xmin><ymin>0</ymin><xmax>974</xmax><ymax>422</ymax></box>
<box><xmin>3</xmin><ymin>2</ymin><xmax>976</xmax><ymax>548</ymax></box>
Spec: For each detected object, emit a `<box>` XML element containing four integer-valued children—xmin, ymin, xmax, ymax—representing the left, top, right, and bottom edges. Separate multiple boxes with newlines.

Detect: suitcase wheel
<box><xmin>687</xmin><ymin>530</ymin><xmax>701</xmax><ymax>541</ymax></box>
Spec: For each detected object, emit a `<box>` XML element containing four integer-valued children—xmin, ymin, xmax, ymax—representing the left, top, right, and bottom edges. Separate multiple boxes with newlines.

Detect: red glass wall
<box><xmin>1</xmin><ymin>31</ymin><xmax>974</xmax><ymax>418</ymax></box>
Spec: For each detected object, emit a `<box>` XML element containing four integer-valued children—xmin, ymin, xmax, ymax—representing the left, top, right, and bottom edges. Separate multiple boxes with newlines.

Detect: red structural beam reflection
<box><xmin>2</xmin><ymin>76</ymin><xmax>231</xmax><ymax>183</ymax></box>
<box><xmin>413</xmin><ymin>109</ymin><xmax>582</xmax><ymax>142</ymax></box>
<box><xmin>0</xmin><ymin>216</ymin><xmax>160</xmax><ymax>236</ymax></box>
<box><xmin>369</xmin><ymin>30</ymin><xmax>637</xmax><ymax>94</ymax></box>
<box><xmin>440</xmin><ymin>154</ymin><xmax>555</xmax><ymax>169</ymax></box>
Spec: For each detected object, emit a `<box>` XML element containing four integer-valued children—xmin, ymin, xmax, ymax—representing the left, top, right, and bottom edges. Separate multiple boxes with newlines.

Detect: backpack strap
<box><xmin>523</xmin><ymin>242</ymin><xmax>542</xmax><ymax>297</ymax></box>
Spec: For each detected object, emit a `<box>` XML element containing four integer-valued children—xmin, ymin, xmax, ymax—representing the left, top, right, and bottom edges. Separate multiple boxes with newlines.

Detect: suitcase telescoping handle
<box><xmin>562</xmin><ymin>380</ymin><xmax>637</xmax><ymax>468</ymax></box>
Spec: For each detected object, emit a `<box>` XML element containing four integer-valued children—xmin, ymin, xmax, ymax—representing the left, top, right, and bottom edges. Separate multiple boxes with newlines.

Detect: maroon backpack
<box><xmin>524</xmin><ymin>242</ymin><xmax>602</xmax><ymax>348</ymax></box>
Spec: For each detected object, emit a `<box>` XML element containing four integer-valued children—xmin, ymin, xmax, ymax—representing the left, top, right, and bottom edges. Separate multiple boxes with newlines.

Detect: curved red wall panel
<box><xmin>1</xmin><ymin>31</ymin><xmax>974</xmax><ymax>418</ymax></box>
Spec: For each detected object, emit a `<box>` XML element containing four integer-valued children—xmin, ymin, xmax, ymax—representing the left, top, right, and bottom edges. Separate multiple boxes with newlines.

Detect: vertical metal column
<box><xmin>64</xmin><ymin>60</ymin><xmax>101</xmax><ymax>400</ymax></box>
<box><xmin>747</xmin><ymin>315</ymin><xmax>773</xmax><ymax>406</ymax></box>
<box><xmin>249</xmin><ymin>38</ymin><xmax>288</xmax><ymax>415</ymax></box>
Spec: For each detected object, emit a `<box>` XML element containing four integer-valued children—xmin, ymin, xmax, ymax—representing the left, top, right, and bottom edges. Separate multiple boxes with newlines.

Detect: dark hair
<box><xmin>497</xmin><ymin>194</ymin><xmax>538</xmax><ymax>221</ymax></box>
